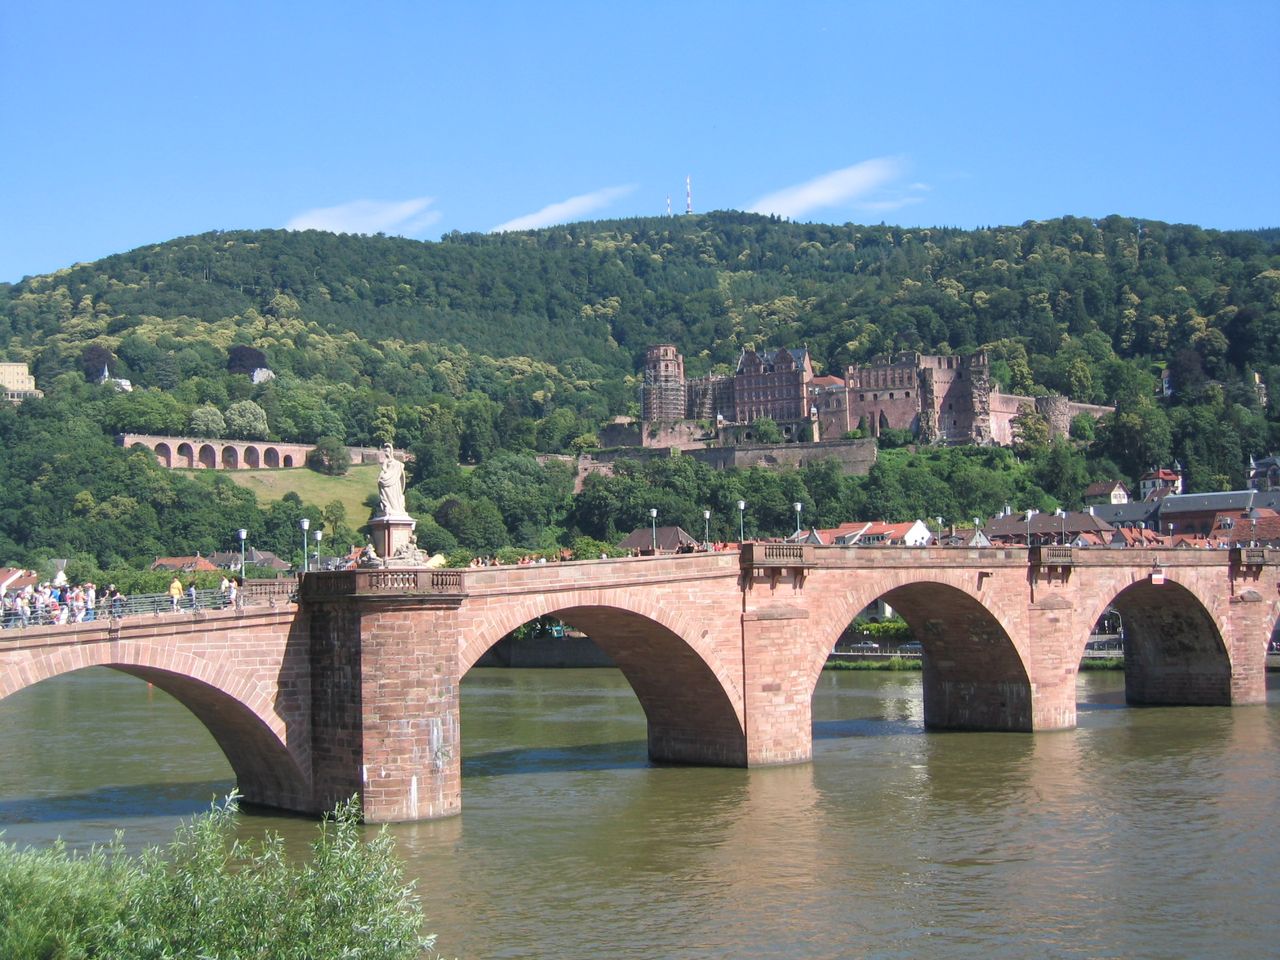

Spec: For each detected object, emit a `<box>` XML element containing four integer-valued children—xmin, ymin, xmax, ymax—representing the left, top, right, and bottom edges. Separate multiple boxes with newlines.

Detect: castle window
<box><xmin>889</xmin><ymin>392</ymin><xmax>894</xmax><ymax>399</ymax></box>
<box><xmin>905</xmin><ymin>391</ymin><xmax>911</xmax><ymax>398</ymax></box>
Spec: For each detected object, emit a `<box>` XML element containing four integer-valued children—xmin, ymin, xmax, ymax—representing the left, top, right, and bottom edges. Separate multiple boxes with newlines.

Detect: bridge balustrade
<box><xmin>1032</xmin><ymin>544</ymin><xmax>1075</xmax><ymax>567</ymax></box>
<box><xmin>300</xmin><ymin>568</ymin><xmax>466</xmax><ymax>599</ymax></box>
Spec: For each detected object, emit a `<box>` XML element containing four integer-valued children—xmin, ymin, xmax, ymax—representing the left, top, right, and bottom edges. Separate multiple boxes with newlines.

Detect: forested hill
<box><xmin>1</xmin><ymin>212</ymin><xmax>1280</xmax><ymax>574</ymax></box>
<box><xmin>4</xmin><ymin>213</ymin><xmax>1279</xmax><ymax>399</ymax></box>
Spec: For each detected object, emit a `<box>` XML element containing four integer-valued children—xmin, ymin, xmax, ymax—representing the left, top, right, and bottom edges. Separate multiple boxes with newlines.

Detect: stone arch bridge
<box><xmin>1</xmin><ymin>544</ymin><xmax>1275</xmax><ymax>822</ymax></box>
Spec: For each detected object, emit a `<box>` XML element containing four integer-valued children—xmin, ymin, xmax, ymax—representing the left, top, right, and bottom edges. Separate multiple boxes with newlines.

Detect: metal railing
<box><xmin>1</xmin><ymin>579</ymin><xmax>297</xmax><ymax>631</ymax></box>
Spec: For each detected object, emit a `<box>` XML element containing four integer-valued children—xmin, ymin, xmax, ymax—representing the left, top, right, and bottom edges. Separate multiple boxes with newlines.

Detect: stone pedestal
<box><xmin>368</xmin><ymin>513</ymin><xmax>416</xmax><ymax>563</ymax></box>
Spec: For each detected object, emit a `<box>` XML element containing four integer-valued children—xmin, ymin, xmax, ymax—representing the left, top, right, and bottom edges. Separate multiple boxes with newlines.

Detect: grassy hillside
<box><xmin>182</xmin><ymin>464</ymin><xmax>379</xmax><ymax>539</ymax></box>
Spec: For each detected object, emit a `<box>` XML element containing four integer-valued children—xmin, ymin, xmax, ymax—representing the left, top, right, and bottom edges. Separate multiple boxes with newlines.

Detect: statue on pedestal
<box><xmin>377</xmin><ymin>443</ymin><xmax>407</xmax><ymax>517</ymax></box>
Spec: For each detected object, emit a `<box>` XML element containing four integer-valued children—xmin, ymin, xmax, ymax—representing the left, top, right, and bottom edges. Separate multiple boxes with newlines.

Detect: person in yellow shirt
<box><xmin>169</xmin><ymin>576</ymin><xmax>182</xmax><ymax>613</ymax></box>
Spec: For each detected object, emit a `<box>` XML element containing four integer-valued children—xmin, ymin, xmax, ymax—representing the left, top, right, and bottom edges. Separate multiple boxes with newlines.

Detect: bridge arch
<box><xmin>198</xmin><ymin>443</ymin><xmax>217</xmax><ymax>469</ymax></box>
<box><xmin>461</xmin><ymin>594</ymin><xmax>747</xmax><ymax>765</ymax></box>
<box><xmin>0</xmin><ymin>645</ymin><xmax>311</xmax><ymax>812</ymax></box>
<box><xmin>800</xmin><ymin>568</ymin><xmax>1033</xmax><ymax>731</ymax></box>
<box><xmin>176</xmin><ymin>442</ymin><xmax>195</xmax><ymax>468</ymax></box>
<box><xmin>221</xmin><ymin>445</ymin><xmax>240</xmax><ymax>469</ymax></box>
<box><xmin>1079</xmin><ymin>576</ymin><xmax>1234</xmax><ymax>706</ymax></box>
<box><xmin>153</xmin><ymin>441</ymin><xmax>173</xmax><ymax>468</ymax></box>
<box><xmin>244</xmin><ymin>445</ymin><xmax>261</xmax><ymax>468</ymax></box>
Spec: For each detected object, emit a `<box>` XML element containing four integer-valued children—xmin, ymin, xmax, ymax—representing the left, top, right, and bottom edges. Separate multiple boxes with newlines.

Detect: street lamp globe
<box><xmin>300</xmin><ymin>518</ymin><xmax>310</xmax><ymax>575</ymax></box>
<box><xmin>703</xmin><ymin>509</ymin><xmax>711</xmax><ymax>545</ymax></box>
<box><xmin>737</xmin><ymin>500</ymin><xmax>746</xmax><ymax>542</ymax></box>
<box><xmin>237</xmin><ymin>528</ymin><xmax>247</xmax><ymax>575</ymax></box>
<box><xmin>793</xmin><ymin>501</ymin><xmax>803</xmax><ymax>536</ymax></box>
<box><xmin>649</xmin><ymin>508</ymin><xmax>658</xmax><ymax>552</ymax></box>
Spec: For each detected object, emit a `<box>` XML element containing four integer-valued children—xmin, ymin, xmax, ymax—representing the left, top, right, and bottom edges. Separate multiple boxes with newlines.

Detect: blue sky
<box><xmin>2</xmin><ymin>1</ymin><xmax>1277</xmax><ymax>283</ymax></box>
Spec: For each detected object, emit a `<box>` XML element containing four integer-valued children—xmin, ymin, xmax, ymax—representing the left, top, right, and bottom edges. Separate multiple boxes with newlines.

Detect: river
<box><xmin>1</xmin><ymin>666</ymin><xmax>1277</xmax><ymax>960</ymax></box>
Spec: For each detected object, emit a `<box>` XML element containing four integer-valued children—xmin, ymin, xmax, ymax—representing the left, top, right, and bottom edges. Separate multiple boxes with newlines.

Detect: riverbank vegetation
<box><xmin>0</xmin><ymin>795</ymin><xmax>435</xmax><ymax>960</ymax></box>
<box><xmin>826</xmin><ymin>657</ymin><xmax>923</xmax><ymax>671</ymax></box>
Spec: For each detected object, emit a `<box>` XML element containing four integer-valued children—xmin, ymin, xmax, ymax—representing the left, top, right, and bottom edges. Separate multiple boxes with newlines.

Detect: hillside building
<box><xmin>0</xmin><ymin>363</ymin><xmax>42</xmax><ymax>403</ymax></box>
<box><xmin>640</xmin><ymin>345</ymin><xmax>1110</xmax><ymax>449</ymax></box>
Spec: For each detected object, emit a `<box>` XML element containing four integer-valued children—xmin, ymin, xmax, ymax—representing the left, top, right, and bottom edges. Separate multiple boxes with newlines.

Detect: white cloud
<box><xmin>492</xmin><ymin>185</ymin><xmax>635</xmax><ymax>233</ymax></box>
<box><xmin>286</xmin><ymin>197</ymin><xmax>441</xmax><ymax>236</ymax></box>
<box><xmin>747</xmin><ymin>157</ymin><xmax>911</xmax><ymax>219</ymax></box>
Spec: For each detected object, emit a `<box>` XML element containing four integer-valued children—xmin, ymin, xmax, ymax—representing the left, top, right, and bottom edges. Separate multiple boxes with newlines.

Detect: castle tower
<box><xmin>641</xmin><ymin>344</ymin><xmax>687</xmax><ymax>422</ymax></box>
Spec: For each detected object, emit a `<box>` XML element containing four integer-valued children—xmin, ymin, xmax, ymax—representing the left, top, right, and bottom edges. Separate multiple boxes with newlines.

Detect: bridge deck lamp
<box><xmin>793</xmin><ymin>501</ymin><xmax>803</xmax><ymax>537</ymax></box>
<box><xmin>1024</xmin><ymin>509</ymin><xmax>1034</xmax><ymax>548</ymax></box>
<box><xmin>703</xmin><ymin>509</ymin><xmax>711</xmax><ymax>546</ymax></box>
<box><xmin>237</xmin><ymin>528</ymin><xmax>247</xmax><ymax>575</ymax></box>
<box><xmin>313</xmin><ymin>529</ymin><xmax>323</xmax><ymax>571</ymax></box>
<box><xmin>649</xmin><ymin>508</ymin><xmax>658</xmax><ymax>553</ymax></box>
<box><xmin>737</xmin><ymin>500</ymin><xmax>746</xmax><ymax>542</ymax></box>
<box><xmin>300</xmin><ymin>517</ymin><xmax>310</xmax><ymax>575</ymax></box>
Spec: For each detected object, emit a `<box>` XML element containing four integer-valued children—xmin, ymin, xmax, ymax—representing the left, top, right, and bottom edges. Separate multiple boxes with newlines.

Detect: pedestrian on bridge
<box><xmin>169</xmin><ymin>577</ymin><xmax>182</xmax><ymax>613</ymax></box>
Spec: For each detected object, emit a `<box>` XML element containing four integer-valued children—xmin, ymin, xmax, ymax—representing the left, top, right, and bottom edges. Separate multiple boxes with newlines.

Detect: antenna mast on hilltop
<box><xmin>686</xmin><ymin>175</ymin><xmax>693</xmax><ymax>215</ymax></box>
<box><xmin>666</xmin><ymin>194</ymin><xmax>672</xmax><ymax>217</ymax></box>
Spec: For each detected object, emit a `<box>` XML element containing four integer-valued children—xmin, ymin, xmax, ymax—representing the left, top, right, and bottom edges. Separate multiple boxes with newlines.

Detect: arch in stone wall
<box><xmin>460</xmin><ymin>593</ymin><xmax>747</xmax><ymax>767</ymax></box>
<box><xmin>282</xmin><ymin>453</ymin><xmax>295</xmax><ymax>467</ymax></box>
<box><xmin>221</xmin><ymin>445</ymin><xmax>240</xmax><ymax>469</ymax></box>
<box><xmin>198</xmin><ymin>444</ymin><xmax>217</xmax><ymax>469</ymax></box>
<box><xmin>1082</xmin><ymin>576</ymin><xmax>1233</xmax><ymax>706</ymax></box>
<box><xmin>798</xmin><ymin>568</ymin><xmax>1033</xmax><ymax>732</ymax></box>
<box><xmin>0</xmin><ymin>649</ymin><xmax>312</xmax><ymax>814</ymax></box>
<box><xmin>153</xmin><ymin>441</ymin><xmax>173</xmax><ymax>468</ymax></box>
<box><xmin>244</xmin><ymin>445</ymin><xmax>261</xmax><ymax>468</ymax></box>
<box><xmin>176</xmin><ymin>442</ymin><xmax>195</xmax><ymax>468</ymax></box>
<box><xmin>264</xmin><ymin>447</ymin><xmax>281</xmax><ymax>468</ymax></box>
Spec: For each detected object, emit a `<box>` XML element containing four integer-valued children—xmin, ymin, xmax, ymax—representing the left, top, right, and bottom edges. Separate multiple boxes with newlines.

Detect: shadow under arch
<box><xmin>464</xmin><ymin>604</ymin><xmax>747</xmax><ymax>767</ymax></box>
<box><xmin>866</xmin><ymin>581</ymin><xmax>1032</xmax><ymax>731</ymax></box>
<box><xmin>107</xmin><ymin>665</ymin><xmax>312</xmax><ymax>811</ymax></box>
<box><xmin>1101</xmin><ymin>577</ymin><xmax>1232</xmax><ymax>706</ymax></box>
<box><xmin>1</xmin><ymin>656</ymin><xmax>312</xmax><ymax>816</ymax></box>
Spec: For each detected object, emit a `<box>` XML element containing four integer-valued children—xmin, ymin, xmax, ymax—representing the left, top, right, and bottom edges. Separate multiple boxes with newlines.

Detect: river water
<box><xmin>1</xmin><ymin>666</ymin><xmax>1277</xmax><ymax>960</ymax></box>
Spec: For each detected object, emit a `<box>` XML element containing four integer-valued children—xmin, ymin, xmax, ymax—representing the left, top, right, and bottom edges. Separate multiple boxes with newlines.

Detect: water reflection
<box><xmin>0</xmin><ymin>667</ymin><xmax>1278</xmax><ymax>960</ymax></box>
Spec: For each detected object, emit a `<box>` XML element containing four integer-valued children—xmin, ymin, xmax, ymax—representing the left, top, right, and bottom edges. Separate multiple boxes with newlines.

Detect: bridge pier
<box><xmin>307</xmin><ymin>593</ymin><xmax>463</xmax><ymax>823</ymax></box>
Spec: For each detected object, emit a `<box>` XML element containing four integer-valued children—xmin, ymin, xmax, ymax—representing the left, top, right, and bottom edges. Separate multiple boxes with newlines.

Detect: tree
<box><xmin>227</xmin><ymin>344</ymin><xmax>268</xmax><ymax>375</ymax></box>
<box><xmin>307</xmin><ymin>435</ymin><xmax>351</xmax><ymax>475</ymax></box>
<box><xmin>189</xmin><ymin>403</ymin><xmax>226</xmax><ymax>438</ymax></box>
<box><xmin>1011</xmin><ymin>405</ymin><xmax>1051</xmax><ymax>458</ymax></box>
<box><xmin>224</xmin><ymin>399</ymin><xmax>269</xmax><ymax>440</ymax></box>
<box><xmin>751</xmin><ymin>417</ymin><xmax>783</xmax><ymax>443</ymax></box>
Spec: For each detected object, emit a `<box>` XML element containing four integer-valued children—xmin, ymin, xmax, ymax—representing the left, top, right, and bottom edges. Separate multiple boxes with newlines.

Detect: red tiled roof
<box><xmin>150</xmin><ymin>555</ymin><xmax>220</xmax><ymax>572</ymax></box>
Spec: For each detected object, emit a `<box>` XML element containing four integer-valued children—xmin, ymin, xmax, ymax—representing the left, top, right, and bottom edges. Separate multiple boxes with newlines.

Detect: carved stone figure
<box><xmin>377</xmin><ymin>443</ymin><xmax>407</xmax><ymax>516</ymax></box>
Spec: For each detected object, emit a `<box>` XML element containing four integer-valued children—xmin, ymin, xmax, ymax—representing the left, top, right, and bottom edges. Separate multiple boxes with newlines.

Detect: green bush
<box><xmin>0</xmin><ymin>794</ymin><xmax>435</xmax><ymax>960</ymax></box>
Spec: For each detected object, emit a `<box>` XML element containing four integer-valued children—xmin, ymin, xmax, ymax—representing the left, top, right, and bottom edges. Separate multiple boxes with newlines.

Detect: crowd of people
<box><xmin>1</xmin><ymin>581</ymin><xmax>128</xmax><ymax>628</ymax></box>
<box><xmin>2</xmin><ymin>576</ymin><xmax>244</xmax><ymax>629</ymax></box>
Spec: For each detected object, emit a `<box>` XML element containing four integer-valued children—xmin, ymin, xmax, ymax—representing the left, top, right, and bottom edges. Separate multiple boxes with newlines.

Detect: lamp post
<box><xmin>1024</xmin><ymin>509</ymin><xmax>1034</xmax><ymax>547</ymax></box>
<box><xmin>737</xmin><ymin>500</ymin><xmax>746</xmax><ymax>543</ymax></box>
<box><xmin>300</xmin><ymin>517</ymin><xmax>310</xmax><ymax>575</ymax></box>
<box><xmin>793</xmin><ymin>501</ymin><xmax>803</xmax><ymax>537</ymax></box>
<box><xmin>649</xmin><ymin>508</ymin><xmax>658</xmax><ymax>553</ymax></box>
<box><xmin>703</xmin><ymin>509</ymin><xmax>711</xmax><ymax>546</ymax></box>
<box><xmin>313</xmin><ymin>529</ymin><xmax>323</xmax><ymax>571</ymax></box>
<box><xmin>935</xmin><ymin>515</ymin><xmax>943</xmax><ymax>544</ymax></box>
<box><xmin>237</xmin><ymin>528</ymin><xmax>247</xmax><ymax>576</ymax></box>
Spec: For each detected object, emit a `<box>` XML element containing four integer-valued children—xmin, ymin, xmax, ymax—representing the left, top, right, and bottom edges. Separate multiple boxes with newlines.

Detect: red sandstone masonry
<box><xmin>4</xmin><ymin>547</ymin><xmax>1276</xmax><ymax>822</ymax></box>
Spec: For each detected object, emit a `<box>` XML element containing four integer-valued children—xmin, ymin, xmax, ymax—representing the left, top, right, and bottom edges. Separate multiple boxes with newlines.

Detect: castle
<box><xmin>639</xmin><ymin>345</ymin><xmax>1110</xmax><ymax>448</ymax></box>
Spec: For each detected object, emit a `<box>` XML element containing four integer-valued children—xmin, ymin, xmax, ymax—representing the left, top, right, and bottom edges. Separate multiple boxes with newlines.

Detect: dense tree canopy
<box><xmin>0</xmin><ymin>212</ymin><xmax>1277</xmax><ymax>571</ymax></box>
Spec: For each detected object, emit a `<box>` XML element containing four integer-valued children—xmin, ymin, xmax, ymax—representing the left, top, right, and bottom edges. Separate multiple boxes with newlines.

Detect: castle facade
<box><xmin>640</xmin><ymin>345</ymin><xmax>1110</xmax><ymax>448</ymax></box>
